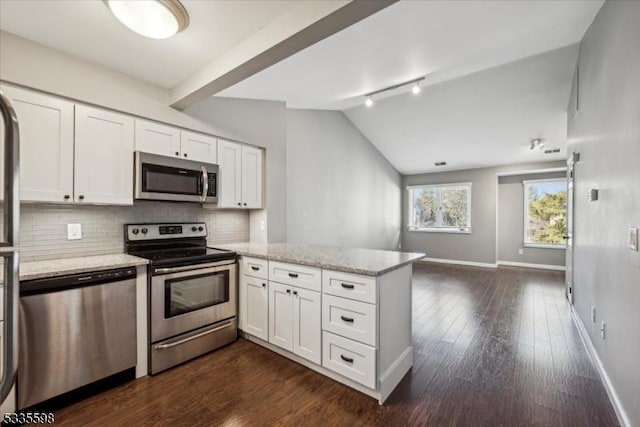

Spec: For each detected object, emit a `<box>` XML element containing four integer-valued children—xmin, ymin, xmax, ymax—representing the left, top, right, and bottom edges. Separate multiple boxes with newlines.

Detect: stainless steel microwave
<box><xmin>135</xmin><ymin>151</ymin><xmax>218</xmax><ymax>203</ymax></box>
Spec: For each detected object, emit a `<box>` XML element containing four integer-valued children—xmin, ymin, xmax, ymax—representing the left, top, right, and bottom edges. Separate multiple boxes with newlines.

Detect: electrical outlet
<box><xmin>600</xmin><ymin>321</ymin><xmax>606</xmax><ymax>340</ymax></box>
<box><xmin>518</xmin><ymin>248</ymin><xmax>524</xmax><ymax>255</ymax></box>
<box><xmin>629</xmin><ymin>227</ymin><xmax>638</xmax><ymax>251</ymax></box>
<box><xmin>591</xmin><ymin>306</ymin><xmax>596</xmax><ymax>323</ymax></box>
<box><xmin>259</xmin><ymin>220</ymin><xmax>266</xmax><ymax>232</ymax></box>
<box><xmin>67</xmin><ymin>223</ymin><xmax>82</xmax><ymax>240</ymax></box>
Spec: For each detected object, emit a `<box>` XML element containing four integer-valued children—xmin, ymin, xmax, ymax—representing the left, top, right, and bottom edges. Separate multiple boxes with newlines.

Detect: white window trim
<box><xmin>523</xmin><ymin>178</ymin><xmax>567</xmax><ymax>249</ymax></box>
<box><xmin>406</xmin><ymin>182</ymin><xmax>472</xmax><ymax>233</ymax></box>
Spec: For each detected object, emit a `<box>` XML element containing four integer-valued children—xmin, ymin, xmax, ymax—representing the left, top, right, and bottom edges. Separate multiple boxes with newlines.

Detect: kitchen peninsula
<box><xmin>216</xmin><ymin>242</ymin><xmax>425</xmax><ymax>404</ymax></box>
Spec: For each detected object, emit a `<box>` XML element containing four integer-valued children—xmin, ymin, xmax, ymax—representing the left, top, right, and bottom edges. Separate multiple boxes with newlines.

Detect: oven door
<box><xmin>135</xmin><ymin>151</ymin><xmax>218</xmax><ymax>203</ymax></box>
<box><xmin>151</xmin><ymin>261</ymin><xmax>236</xmax><ymax>342</ymax></box>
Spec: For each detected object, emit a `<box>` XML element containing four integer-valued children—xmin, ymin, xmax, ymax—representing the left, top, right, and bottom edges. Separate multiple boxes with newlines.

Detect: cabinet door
<box><xmin>241</xmin><ymin>145</ymin><xmax>263</xmax><ymax>209</ymax></box>
<box><xmin>180</xmin><ymin>130</ymin><xmax>217</xmax><ymax>163</ymax></box>
<box><xmin>268</xmin><ymin>281</ymin><xmax>293</xmax><ymax>352</ymax></box>
<box><xmin>74</xmin><ymin>105</ymin><xmax>134</xmax><ymax>205</ymax></box>
<box><xmin>134</xmin><ymin>119</ymin><xmax>181</xmax><ymax>157</ymax></box>
<box><xmin>293</xmin><ymin>287</ymin><xmax>321</xmax><ymax>364</ymax></box>
<box><xmin>244</xmin><ymin>276</ymin><xmax>269</xmax><ymax>341</ymax></box>
<box><xmin>0</xmin><ymin>85</ymin><xmax>74</xmax><ymax>202</ymax></box>
<box><xmin>217</xmin><ymin>139</ymin><xmax>242</xmax><ymax>207</ymax></box>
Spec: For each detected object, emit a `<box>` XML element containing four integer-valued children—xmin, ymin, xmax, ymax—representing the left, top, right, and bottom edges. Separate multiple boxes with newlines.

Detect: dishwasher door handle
<box><xmin>154</xmin><ymin>321</ymin><xmax>234</xmax><ymax>350</ymax></box>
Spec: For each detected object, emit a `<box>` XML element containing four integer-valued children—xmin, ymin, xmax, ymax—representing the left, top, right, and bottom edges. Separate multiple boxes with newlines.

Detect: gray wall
<box><xmin>497</xmin><ymin>172</ymin><xmax>566</xmax><ymax>266</ymax></box>
<box><xmin>568</xmin><ymin>2</ymin><xmax>640</xmax><ymax>425</ymax></box>
<box><xmin>402</xmin><ymin>161</ymin><xmax>565</xmax><ymax>264</ymax></box>
<box><xmin>185</xmin><ymin>97</ymin><xmax>287</xmax><ymax>244</ymax></box>
<box><xmin>286</xmin><ymin>109</ymin><xmax>402</xmax><ymax>250</ymax></box>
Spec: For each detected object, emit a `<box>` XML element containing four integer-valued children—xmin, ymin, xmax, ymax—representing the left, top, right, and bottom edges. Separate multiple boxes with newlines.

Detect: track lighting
<box><xmin>529</xmin><ymin>138</ymin><xmax>545</xmax><ymax>151</ymax></box>
<box><xmin>362</xmin><ymin>76</ymin><xmax>425</xmax><ymax>107</ymax></box>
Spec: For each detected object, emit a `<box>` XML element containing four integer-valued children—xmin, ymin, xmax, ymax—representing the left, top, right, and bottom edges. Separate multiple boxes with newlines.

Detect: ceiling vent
<box><xmin>434</xmin><ymin>162</ymin><xmax>447</xmax><ymax>167</ymax></box>
<box><xmin>544</xmin><ymin>148</ymin><xmax>561</xmax><ymax>154</ymax></box>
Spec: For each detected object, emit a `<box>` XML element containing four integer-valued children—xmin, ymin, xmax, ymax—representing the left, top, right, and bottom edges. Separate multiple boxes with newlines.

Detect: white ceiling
<box><xmin>0</xmin><ymin>0</ymin><xmax>297</xmax><ymax>88</ymax></box>
<box><xmin>219</xmin><ymin>0</ymin><xmax>602</xmax><ymax>110</ymax></box>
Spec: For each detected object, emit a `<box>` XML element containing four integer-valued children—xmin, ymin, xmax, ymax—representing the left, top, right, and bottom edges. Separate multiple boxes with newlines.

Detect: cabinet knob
<box><xmin>184</xmin><ymin>153</ymin><xmax>188</xmax><ymax>158</ymax></box>
<box><xmin>293</xmin><ymin>290</ymin><xmax>298</xmax><ymax>296</ymax></box>
<box><xmin>63</xmin><ymin>194</ymin><xmax>70</xmax><ymax>200</ymax></box>
<box><xmin>237</xmin><ymin>202</ymin><xmax>241</xmax><ymax>206</ymax></box>
<box><xmin>243</xmin><ymin>203</ymin><xmax>247</xmax><ymax>206</ymax></box>
<box><xmin>78</xmin><ymin>195</ymin><xmax>85</xmax><ymax>200</ymax></box>
<box><xmin>286</xmin><ymin>289</ymin><xmax>291</xmax><ymax>294</ymax></box>
<box><xmin>175</xmin><ymin>152</ymin><xmax>179</xmax><ymax>156</ymax></box>
<box><xmin>262</xmin><ymin>283</ymin><xmax>266</xmax><ymax>288</ymax></box>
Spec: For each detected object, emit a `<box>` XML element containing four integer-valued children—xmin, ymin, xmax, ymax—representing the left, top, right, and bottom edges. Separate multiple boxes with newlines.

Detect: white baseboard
<box><xmin>419</xmin><ymin>257</ymin><xmax>497</xmax><ymax>269</ymax></box>
<box><xmin>496</xmin><ymin>260</ymin><xmax>566</xmax><ymax>271</ymax></box>
<box><xmin>570</xmin><ymin>306</ymin><xmax>630</xmax><ymax>427</ymax></box>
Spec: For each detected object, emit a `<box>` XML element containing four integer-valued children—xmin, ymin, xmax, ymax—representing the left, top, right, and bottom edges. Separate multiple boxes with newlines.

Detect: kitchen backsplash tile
<box><xmin>4</xmin><ymin>202</ymin><xmax>249</xmax><ymax>262</ymax></box>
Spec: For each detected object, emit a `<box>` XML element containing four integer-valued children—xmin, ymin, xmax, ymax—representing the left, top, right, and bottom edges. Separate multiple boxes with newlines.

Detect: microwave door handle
<box><xmin>201</xmin><ymin>166</ymin><xmax>209</xmax><ymax>202</ymax></box>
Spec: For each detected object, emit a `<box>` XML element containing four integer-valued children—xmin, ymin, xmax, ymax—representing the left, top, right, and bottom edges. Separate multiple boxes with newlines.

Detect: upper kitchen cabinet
<box><xmin>74</xmin><ymin>105</ymin><xmax>134</xmax><ymax>205</ymax></box>
<box><xmin>180</xmin><ymin>130</ymin><xmax>217</xmax><ymax>164</ymax></box>
<box><xmin>217</xmin><ymin>139</ymin><xmax>263</xmax><ymax>209</ymax></box>
<box><xmin>241</xmin><ymin>145</ymin><xmax>263</xmax><ymax>209</ymax></box>
<box><xmin>0</xmin><ymin>85</ymin><xmax>74</xmax><ymax>203</ymax></box>
<box><xmin>134</xmin><ymin>119</ymin><xmax>181</xmax><ymax>158</ymax></box>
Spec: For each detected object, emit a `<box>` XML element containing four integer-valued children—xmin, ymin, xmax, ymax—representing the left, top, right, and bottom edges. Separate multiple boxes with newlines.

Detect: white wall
<box><xmin>286</xmin><ymin>109</ymin><xmax>401</xmax><ymax>250</ymax></box>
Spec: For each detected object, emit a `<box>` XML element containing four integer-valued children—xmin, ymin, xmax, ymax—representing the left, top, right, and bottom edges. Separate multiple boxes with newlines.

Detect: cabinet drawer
<box><xmin>322</xmin><ymin>295</ymin><xmax>376</xmax><ymax>346</ymax></box>
<box><xmin>242</xmin><ymin>256</ymin><xmax>268</xmax><ymax>280</ymax></box>
<box><xmin>269</xmin><ymin>261</ymin><xmax>321</xmax><ymax>292</ymax></box>
<box><xmin>322</xmin><ymin>270</ymin><xmax>376</xmax><ymax>304</ymax></box>
<box><xmin>322</xmin><ymin>331</ymin><xmax>376</xmax><ymax>389</ymax></box>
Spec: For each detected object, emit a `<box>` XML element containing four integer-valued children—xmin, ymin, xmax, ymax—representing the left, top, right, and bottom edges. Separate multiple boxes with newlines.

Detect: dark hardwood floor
<box><xmin>49</xmin><ymin>263</ymin><xmax>619</xmax><ymax>426</ymax></box>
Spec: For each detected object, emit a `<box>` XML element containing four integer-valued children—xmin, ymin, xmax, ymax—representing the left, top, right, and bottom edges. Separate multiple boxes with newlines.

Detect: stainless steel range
<box><xmin>124</xmin><ymin>222</ymin><xmax>237</xmax><ymax>375</ymax></box>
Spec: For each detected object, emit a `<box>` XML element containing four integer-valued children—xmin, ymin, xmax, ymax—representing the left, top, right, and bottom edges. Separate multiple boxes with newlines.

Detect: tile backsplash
<box><xmin>4</xmin><ymin>202</ymin><xmax>249</xmax><ymax>262</ymax></box>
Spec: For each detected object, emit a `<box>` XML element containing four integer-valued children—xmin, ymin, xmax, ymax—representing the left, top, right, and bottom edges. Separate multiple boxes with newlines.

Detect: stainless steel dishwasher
<box><xmin>18</xmin><ymin>267</ymin><xmax>137</xmax><ymax>409</ymax></box>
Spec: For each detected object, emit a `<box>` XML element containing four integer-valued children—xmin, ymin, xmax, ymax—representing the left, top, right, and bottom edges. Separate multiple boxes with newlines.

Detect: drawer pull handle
<box><xmin>262</xmin><ymin>283</ymin><xmax>266</xmax><ymax>288</ymax></box>
<box><xmin>341</xmin><ymin>283</ymin><xmax>354</xmax><ymax>289</ymax></box>
<box><xmin>340</xmin><ymin>355</ymin><xmax>354</xmax><ymax>363</ymax></box>
<box><xmin>340</xmin><ymin>315</ymin><xmax>354</xmax><ymax>323</ymax></box>
<box><xmin>288</xmin><ymin>273</ymin><xmax>299</xmax><ymax>278</ymax></box>
<box><xmin>251</xmin><ymin>266</ymin><xmax>260</xmax><ymax>271</ymax></box>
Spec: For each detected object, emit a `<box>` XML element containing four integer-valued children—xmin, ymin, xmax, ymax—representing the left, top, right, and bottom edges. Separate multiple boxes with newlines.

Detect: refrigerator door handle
<box><xmin>0</xmin><ymin>89</ymin><xmax>20</xmax><ymax>402</ymax></box>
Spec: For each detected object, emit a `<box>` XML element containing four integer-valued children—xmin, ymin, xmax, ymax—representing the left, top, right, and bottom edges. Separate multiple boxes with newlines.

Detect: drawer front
<box><xmin>322</xmin><ymin>331</ymin><xmax>376</xmax><ymax>389</ymax></box>
<box><xmin>269</xmin><ymin>261</ymin><xmax>321</xmax><ymax>292</ymax></box>
<box><xmin>322</xmin><ymin>270</ymin><xmax>376</xmax><ymax>304</ymax></box>
<box><xmin>323</xmin><ymin>295</ymin><xmax>377</xmax><ymax>346</ymax></box>
<box><xmin>242</xmin><ymin>256</ymin><xmax>268</xmax><ymax>280</ymax></box>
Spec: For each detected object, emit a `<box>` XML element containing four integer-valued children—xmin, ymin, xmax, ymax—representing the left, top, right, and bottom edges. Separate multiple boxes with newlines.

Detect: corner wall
<box><xmin>567</xmin><ymin>2</ymin><xmax>640</xmax><ymax>425</ymax></box>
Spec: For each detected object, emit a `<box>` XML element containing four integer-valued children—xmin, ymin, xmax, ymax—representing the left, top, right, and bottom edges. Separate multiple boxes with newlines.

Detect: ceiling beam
<box><xmin>169</xmin><ymin>0</ymin><xmax>397</xmax><ymax>110</ymax></box>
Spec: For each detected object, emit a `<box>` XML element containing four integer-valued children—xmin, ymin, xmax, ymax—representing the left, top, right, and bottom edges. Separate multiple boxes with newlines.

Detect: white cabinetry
<box><xmin>134</xmin><ymin>119</ymin><xmax>181</xmax><ymax>158</ymax></box>
<box><xmin>243</xmin><ymin>276</ymin><xmax>269</xmax><ymax>341</ymax></box>
<box><xmin>292</xmin><ymin>287</ymin><xmax>321</xmax><ymax>364</ymax></box>
<box><xmin>217</xmin><ymin>140</ymin><xmax>263</xmax><ymax>208</ymax></box>
<box><xmin>180</xmin><ymin>130</ymin><xmax>217</xmax><ymax>163</ymax></box>
<box><xmin>268</xmin><ymin>281</ymin><xmax>294</xmax><ymax>351</ymax></box>
<box><xmin>0</xmin><ymin>85</ymin><xmax>74</xmax><ymax>202</ymax></box>
<box><xmin>74</xmin><ymin>105</ymin><xmax>134</xmax><ymax>205</ymax></box>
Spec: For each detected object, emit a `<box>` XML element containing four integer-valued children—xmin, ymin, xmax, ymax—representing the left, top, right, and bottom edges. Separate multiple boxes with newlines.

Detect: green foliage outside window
<box><xmin>525</xmin><ymin>181</ymin><xmax>567</xmax><ymax>245</ymax></box>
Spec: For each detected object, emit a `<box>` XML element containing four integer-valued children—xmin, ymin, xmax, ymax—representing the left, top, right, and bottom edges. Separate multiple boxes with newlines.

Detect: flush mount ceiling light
<box><xmin>529</xmin><ymin>138</ymin><xmax>545</xmax><ymax>151</ymax></box>
<box><xmin>362</xmin><ymin>76</ymin><xmax>425</xmax><ymax>107</ymax></box>
<box><xmin>105</xmin><ymin>0</ymin><xmax>189</xmax><ymax>39</ymax></box>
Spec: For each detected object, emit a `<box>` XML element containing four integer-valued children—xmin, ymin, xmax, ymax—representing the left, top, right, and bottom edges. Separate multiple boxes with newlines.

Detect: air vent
<box><xmin>434</xmin><ymin>162</ymin><xmax>447</xmax><ymax>167</ymax></box>
<box><xmin>544</xmin><ymin>149</ymin><xmax>561</xmax><ymax>154</ymax></box>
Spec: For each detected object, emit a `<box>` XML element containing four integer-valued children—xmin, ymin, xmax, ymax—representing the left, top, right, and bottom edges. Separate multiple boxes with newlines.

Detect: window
<box><xmin>407</xmin><ymin>183</ymin><xmax>472</xmax><ymax>233</ymax></box>
<box><xmin>524</xmin><ymin>179</ymin><xmax>567</xmax><ymax>248</ymax></box>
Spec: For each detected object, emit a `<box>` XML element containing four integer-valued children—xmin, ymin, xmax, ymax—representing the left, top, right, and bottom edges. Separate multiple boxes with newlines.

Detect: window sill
<box><xmin>523</xmin><ymin>243</ymin><xmax>566</xmax><ymax>250</ymax></box>
<box><xmin>407</xmin><ymin>227</ymin><xmax>471</xmax><ymax>235</ymax></box>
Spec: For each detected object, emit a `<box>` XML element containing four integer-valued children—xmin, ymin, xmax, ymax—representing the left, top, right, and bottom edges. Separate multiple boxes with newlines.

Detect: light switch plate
<box><xmin>630</xmin><ymin>227</ymin><xmax>638</xmax><ymax>251</ymax></box>
<box><xmin>588</xmin><ymin>188</ymin><xmax>599</xmax><ymax>201</ymax></box>
<box><xmin>67</xmin><ymin>223</ymin><xmax>82</xmax><ymax>240</ymax></box>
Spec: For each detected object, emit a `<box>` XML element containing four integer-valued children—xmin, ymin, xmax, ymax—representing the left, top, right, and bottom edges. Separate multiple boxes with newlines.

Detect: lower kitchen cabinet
<box><xmin>266</xmin><ymin>281</ymin><xmax>321</xmax><ymax>364</ymax></box>
<box><xmin>243</xmin><ymin>276</ymin><xmax>268</xmax><ymax>341</ymax></box>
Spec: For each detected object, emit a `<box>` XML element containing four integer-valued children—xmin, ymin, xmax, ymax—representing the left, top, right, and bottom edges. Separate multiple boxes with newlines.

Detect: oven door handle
<box><xmin>154</xmin><ymin>260</ymin><xmax>234</xmax><ymax>275</ymax></box>
<box><xmin>201</xmin><ymin>166</ymin><xmax>209</xmax><ymax>202</ymax></box>
<box><xmin>154</xmin><ymin>321</ymin><xmax>234</xmax><ymax>350</ymax></box>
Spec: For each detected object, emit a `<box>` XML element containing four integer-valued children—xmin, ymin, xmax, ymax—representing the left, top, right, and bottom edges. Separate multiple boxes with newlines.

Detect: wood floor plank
<box><xmin>41</xmin><ymin>262</ymin><xmax>619</xmax><ymax>427</ymax></box>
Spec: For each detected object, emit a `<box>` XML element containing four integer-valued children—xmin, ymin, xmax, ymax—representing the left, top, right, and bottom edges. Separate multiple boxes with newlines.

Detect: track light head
<box><xmin>412</xmin><ymin>82</ymin><xmax>421</xmax><ymax>95</ymax></box>
<box><xmin>365</xmin><ymin>96</ymin><xmax>374</xmax><ymax>107</ymax></box>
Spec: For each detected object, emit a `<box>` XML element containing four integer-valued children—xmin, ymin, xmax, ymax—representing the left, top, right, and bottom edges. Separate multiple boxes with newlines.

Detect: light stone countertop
<box><xmin>214</xmin><ymin>242</ymin><xmax>426</xmax><ymax>276</ymax></box>
<box><xmin>18</xmin><ymin>254</ymin><xmax>149</xmax><ymax>281</ymax></box>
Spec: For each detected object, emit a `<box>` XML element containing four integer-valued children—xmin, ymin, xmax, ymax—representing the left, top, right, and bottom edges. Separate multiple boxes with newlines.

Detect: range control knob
<box><xmin>192</xmin><ymin>226</ymin><xmax>198</xmax><ymax>232</ymax></box>
<box><xmin>198</xmin><ymin>226</ymin><xmax>204</xmax><ymax>232</ymax></box>
<box><xmin>132</xmin><ymin>228</ymin><xmax>139</xmax><ymax>235</ymax></box>
<box><xmin>141</xmin><ymin>228</ymin><xmax>148</xmax><ymax>234</ymax></box>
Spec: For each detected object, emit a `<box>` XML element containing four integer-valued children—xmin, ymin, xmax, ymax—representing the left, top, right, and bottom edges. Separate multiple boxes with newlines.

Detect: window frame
<box><xmin>406</xmin><ymin>182</ymin><xmax>472</xmax><ymax>234</ymax></box>
<box><xmin>523</xmin><ymin>178</ymin><xmax>567</xmax><ymax>249</ymax></box>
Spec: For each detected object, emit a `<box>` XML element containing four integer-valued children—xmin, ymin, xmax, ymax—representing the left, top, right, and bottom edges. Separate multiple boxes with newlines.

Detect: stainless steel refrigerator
<box><xmin>0</xmin><ymin>89</ymin><xmax>20</xmax><ymax>404</ymax></box>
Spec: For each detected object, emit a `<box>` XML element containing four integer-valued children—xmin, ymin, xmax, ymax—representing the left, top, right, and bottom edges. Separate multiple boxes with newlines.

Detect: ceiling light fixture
<box><xmin>365</xmin><ymin>96</ymin><xmax>374</xmax><ymax>107</ymax></box>
<box><xmin>362</xmin><ymin>76</ymin><xmax>425</xmax><ymax>107</ymax></box>
<box><xmin>529</xmin><ymin>138</ymin><xmax>545</xmax><ymax>151</ymax></box>
<box><xmin>105</xmin><ymin>0</ymin><xmax>189</xmax><ymax>40</ymax></box>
